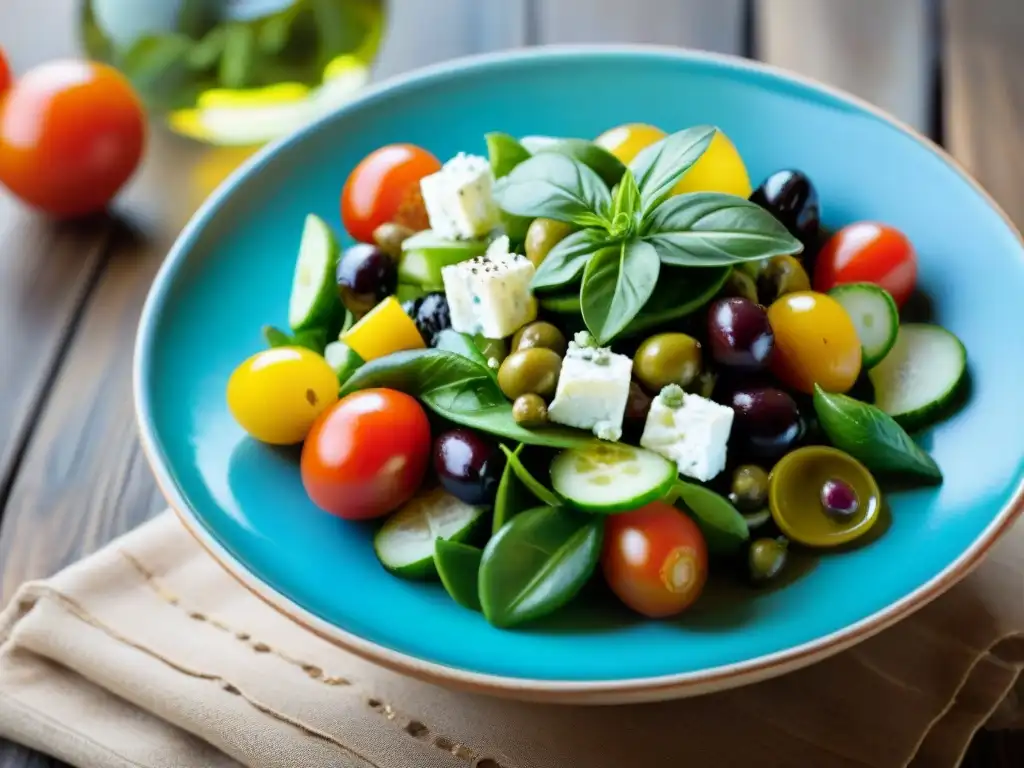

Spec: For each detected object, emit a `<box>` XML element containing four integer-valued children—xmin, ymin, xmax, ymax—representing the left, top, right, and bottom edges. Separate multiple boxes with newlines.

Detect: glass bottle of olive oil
<box><xmin>81</xmin><ymin>0</ymin><xmax>385</xmax><ymax>145</ymax></box>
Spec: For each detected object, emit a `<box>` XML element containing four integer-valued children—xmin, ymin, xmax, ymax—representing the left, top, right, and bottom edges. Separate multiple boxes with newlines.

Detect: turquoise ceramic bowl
<box><xmin>134</xmin><ymin>46</ymin><xmax>1024</xmax><ymax>703</ymax></box>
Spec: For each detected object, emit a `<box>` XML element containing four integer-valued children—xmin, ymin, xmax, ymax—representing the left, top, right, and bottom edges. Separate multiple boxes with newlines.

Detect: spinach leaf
<box><xmin>532</xmin><ymin>138</ymin><xmax>627</xmax><ymax>188</ymax></box>
<box><xmin>629</xmin><ymin>125</ymin><xmax>716</xmax><ymax>215</ymax></box>
<box><xmin>669</xmin><ymin>481</ymin><xmax>749</xmax><ymax>555</ymax></box>
<box><xmin>485</xmin><ymin>132</ymin><xmax>532</xmax><ymax>179</ymax></box>
<box><xmin>530</xmin><ymin>229</ymin><xmax>615</xmax><ymax>291</ymax></box>
<box><xmin>493</xmin><ymin>444</ymin><xmax>532</xmax><ymax>534</ymax></box>
<box><xmin>812</xmin><ymin>385</ymin><xmax>943</xmax><ymax>482</ymax></box>
<box><xmin>644</xmin><ymin>193</ymin><xmax>802</xmax><ymax>267</ymax></box>
<box><xmin>479</xmin><ymin>506</ymin><xmax>603</xmax><ymax>628</ymax></box>
<box><xmin>622</xmin><ymin>265</ymin><xmax>731</xmax><ymax>336</ymax></box>
<box><xmin>581</xmin><ymin>240</ymin><xmax>661</xmax><ymax>345</ymax></box>
<box><xmin>435</xmin><ymin>330</ymin><xmax>497</xmax><ymax>382</ymax></box>
<box><xmin>340</xmin><ymin>349</ymin><xmax>590</xmax><ymax>448</ymax></box>
<box><xmin>434</xmin><ymin>539</ymin><xmax>483</xmax><ymax>612</ymax></box>
<box><xmin>499</xmin><ymin>445</ymin><xmax>560</xmax><ymax>507</ymax></box>
<box><xmin>493</xmin><ymin>153</ymin><xmax>612</xmax><ymax>228</ymax></box>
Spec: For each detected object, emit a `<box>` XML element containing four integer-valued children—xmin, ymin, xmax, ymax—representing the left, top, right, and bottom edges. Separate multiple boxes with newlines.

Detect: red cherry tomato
<box><xmin>0</xmin><ymin>60</ymin><xmax>146</xmax><ymax>218</ymax></box>
<box><xmin>0</xmin><ymin>49</ymin><xmax>11</xmax><ymax>96</ymax></box>
<box><xmin>813</xmin><ymin>222</ymin><xmax>917</xmax><ymax>307</ymax></box>
<box><xmin>301</xmin><ymin>389</ymin><xmax>431</xmax><ymax>520</ymax></box>
<box><xmin>601</xmin><ymin>501</ymin><xmax>708</xmax><ymax>618</ymax></box>
<box><xmin>341</xmin><ymin>143</ymin><xmax>441</xmax><ymax>243</ymax></box>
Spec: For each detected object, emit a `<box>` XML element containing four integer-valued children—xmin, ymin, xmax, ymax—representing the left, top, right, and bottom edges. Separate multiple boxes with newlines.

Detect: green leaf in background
<box><xmin>479</xmin><ymin>506</ymin><xmax>603</xmax><ymax>628</ymax></box>
<box><xmin>434</xmin><ymin>539</ymin><xmax>483</xmax><ymax>612</ymax></box>
<box><xmin>668</xmin><ymin>481</ymin><xmax>749</xmax><ymax>556</ymax></box>
<box><xmin>177</xmin><ymin>0</ymin><xmax>222</xmax><ymax>39</ymax></box>
<box><xmin>581</xmin><ymin>240</ymin><xmax>661</xmax><ymax>344</ymax></box>
<box><xmin>493</xmin><ymin>444</ymin><xmax>532</xmax><ymax>535</ymax></box>
<box><xmin>531</xmin><ymin>138</ymin><xmax>627</xmax><ymax>189</ymax></box>
<box><xmin>219</xmin><ymin>23</ymin><xmax>257</xmax><ymax>89</ymax></box>
<box><xmin>310</xmin><ymin>0</ymin><xmax>371</xmax><ymax>63</ymax></box>
<box><xmin>643</xmin><ymin>193</ymin><xmax>803</xmax><ymax>267</ymax></box>
<box><xmin>499</xmin><ymin>445</ymin><xmax>560</xmax><ymax>507</ymax></box>
<box><xmin>119</xmin><ymin>34</ymin><xmax>193</xmax><ymax>110</ymax></box>
<box><xmin>258</xmin><ymin>13</ymin><xmax>293</xmax><ymax>55</ymax></box>
<box><xmin>812</xmin><ymin>385</ymin><xmax>943</xmax><ymax>483</ymax></box>
<box><xmin>530</xmin><ymin>228</ymin><xmax>615</xmax><ymax>291</ymax></box>
<box><xmin>630</xmin><ymin>125</ymin><xmax>716</xmax><ymax>215</ymax></box>
<box><xmin>623</xmin><ymin>265</ymin><xmax>731</xmax><ymax>336</ymax></box>
<box><xmin>493</xmin><ymin>153</ymin><xmax>612</xmax><ymax>228</ymax></box>
<box><xmin>186</xmin><ymin>27</ymin><xmax>227</xmax><ymax>71</ymax></box>
<box><xmin>486</xmin><ymin>132</ymin><xmax>533</xmax><ymax>179</ymax></box>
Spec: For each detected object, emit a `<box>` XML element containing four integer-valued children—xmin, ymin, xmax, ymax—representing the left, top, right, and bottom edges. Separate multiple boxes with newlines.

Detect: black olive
<box><xmin>336</xmin><ymin>244</ymin><xmax>397</xmax><ymax>317</ymax></box>
<box><xmin>433</xmin><ymin>429</ymin><xmax>503</xmax><ymax>505</ymax></box>
<box><xmin>410</xmin><ymin>293</ymin><xmax>451</xmax><ymax>347</ymax></box>
<box><xmin>729</xmin><ymin>387</ymin><xmax>805</xmax><ymax>459</ymax></box>
<box><xmin>750</xmin><ymin>169</ymin><xmax>820</xmax><ymax>246</ymax></box>
<box><xmin>706</xmin><ymin>298</ymin><xmax>774</xmax><ymax>371</ymax></box>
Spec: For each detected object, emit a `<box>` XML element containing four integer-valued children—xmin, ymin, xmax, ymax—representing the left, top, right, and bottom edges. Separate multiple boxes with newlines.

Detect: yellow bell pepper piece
<box><xmin>341</xmin><ymin>297</ymin><xmax>425</xmax><ymax>361</ymax></box>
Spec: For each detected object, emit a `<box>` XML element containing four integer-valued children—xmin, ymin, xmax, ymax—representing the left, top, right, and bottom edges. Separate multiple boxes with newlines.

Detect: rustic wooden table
<box><xmin>0</xmin><ymin>1</ymin><xmax>1021</xmax><ymax>765</ymax></box>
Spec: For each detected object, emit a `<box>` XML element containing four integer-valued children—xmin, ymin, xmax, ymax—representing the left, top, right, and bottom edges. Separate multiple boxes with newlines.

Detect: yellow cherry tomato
<box><xmin>227</xmin><ymin>347</ymin><xmax>339</xmax><ymax>445</ymax></box>
<box><xmin>594</xmin><ymin>123</ymin><xmax>666</xmax><ymax>165</ymax></box>
<box><xmin>673</xmin><ymin>129</ymin><xmax>752</xmax><ymax>198</ymax></box>
<box><xmin>767</xmin><ymin>291</ymin><xmax>862</xmax><ymax>394</ymax></box>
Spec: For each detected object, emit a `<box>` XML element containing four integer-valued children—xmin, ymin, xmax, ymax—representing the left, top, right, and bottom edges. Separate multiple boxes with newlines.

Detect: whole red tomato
<box><xmin>341</xmin><ymin>143</ymin><xmax>440</xmax><ymax>243</ymax></box>
<box><xmin>0</xmin><ymin>49</ymin><xmax>11</xmax><ymax>96</ymax></box>
<box><xmin>0</xmin><ymin>60</ymin><xmax>146</xmax><ymax>218</ymax></box>
<box><xmin>813</xmin><ymin>221</ymin><xmax>917</xmax><ymax>307</ymax></box>
<box><xmin>601</xmin><ymin>501</ymin><xmax>708</xmax><ymax>618</ymax></box>
<box><xmin>301</xmin><ymin>388</ymin><xmax>431</xmax><ymax>520</ymax></box>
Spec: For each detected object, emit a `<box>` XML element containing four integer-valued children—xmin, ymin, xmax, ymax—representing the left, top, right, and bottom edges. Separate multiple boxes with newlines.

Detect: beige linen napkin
<box><xmin>1</xmin><ymin>511</ymin><xmax>1022</xmax><ymax>768</ymax></box>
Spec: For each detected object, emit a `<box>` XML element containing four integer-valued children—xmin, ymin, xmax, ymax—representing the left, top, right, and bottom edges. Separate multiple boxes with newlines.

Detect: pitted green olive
<box><xmin>497</xmin><ymin>348</ymin><xmax>562</xmax><ymax>400</ymax></box>
<box><xmin>729</xmin><ymin>465</ymin><xmax>770</xmax><ymax>512</ymax></box>
<box><xmin>511</xmin><ymin>321</ymin><xmax>568</xmax><ymax>356</ymax></box>
<box><xmin>512</xmin><ymin>394</ymin><xmax>549</xmax><ymax>427</ymax></box>
<box><xmin>525</xmin><ymin>218</ymin><xmax>574</xmax><ymax>268</ymax></box>
<box><xmin>633</xmin><ymin>333</ymin><xmax>703</xmax><ymax>392</ymax></box>
<box><xmin>758</xmin><ymin>254</ymin><xmax>811</xmax><ymax>305</ymax></box>
<box><xmin>721</xmin><ymin>268</ymin><xmax>759</xmax><ymax>303</ymax></box>
<box><xmin>372</xmin><ymin>222</ymin><xmax>415</xmax><ymax>260</ymax></box>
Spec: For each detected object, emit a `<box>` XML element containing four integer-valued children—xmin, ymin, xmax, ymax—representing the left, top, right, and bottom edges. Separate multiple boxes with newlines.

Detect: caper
<box><xmin>633</xmin><ymin>333</ymin><xmax>703</xmax><ymax>392</ymax></box>
<box><xmin>525</xmin><ymin>218</ymin><xmax>574</xmax><ymax>268</ymax></box>
<box><xmin>728</xmin><ymin>464</ymin><xmax>770</xmax><ymax>512</ymax></box>
<box><xmin>372</xmin><ymin>222</ymin><xmax>415</xmax><ymax>260</ymax></box>
<box><xmin>720</xmin><ymin>269</ymin><xmax>759</xmax><ymax>303</ymax></box>
<box><xmin>511</xmin><ymin>321</ymin><xmax>568</xmax><ymax>356</ymax></box>
<box><xmin>512</xmin><ymin>393</ymin><xmax>548</xmax><ymax>428</ymax></box>
<box><xmin>748</xmin><ymin>537</ymin><xmax>788</xmax><ymax>585</ymax></box>
<box><xmin>757</xmin><ymin>254</ymin><xmax>811</xmax><ymax>305</ymax></box>
<box><xmin>475</xmin><ymin>335</ymin><xmax>508</xmax><ymax>369</ymax></box>
<box><xmin>497</xmin><ymin>348</ymin><xmax>562</xmax><ymax>400</ymax></box>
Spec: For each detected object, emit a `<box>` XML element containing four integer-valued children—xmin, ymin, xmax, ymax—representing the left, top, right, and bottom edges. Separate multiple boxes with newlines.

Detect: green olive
<box><xmin>372</xmin><ymin>222</ymin><xmax>415</xmax><ymax>260</ymax></box>
<box><xmin>512</xmin><ymin>394</ymin><xmax>548</xmax><ymax>427</ymax></box>
<box><xmin>497</xmin><ymin>348</ymin><xmax>562</xmax><ymax>400</ymax></box>
<box><xmin>511</xmin><ymin>321</ymin><xmax>568</xmax><ymax>356</ymax></box>
<box><xmin>525</xmin><ymin>218</ymin><xmax>574</xmax><ymax>268</ymax></box>
<box><xmin>748</xmin><ymin>537</ymin><xmax>788</xmax><ymax>585</ymax></box>
<box><xmin>633</xmin><ymin>333</ymin><xmax>703</xmax><ymax>391</ymax></box>
<box><xmin>475</xmin><ymin>335</ymin><xmax>508</xmax><ymax>369</ymax></box>
<box><xmin>729</xmin><ymin>465</ymin><xmax>770</xmax><ymax>513</ymax></box>
<box><xmin>757</xmin><ymin>254</ymin><xmax>811</xmax><ymax>305</ymax></box>
<box><xmin>720</xmin><ymin>269</ymin><xmax>759</xmax><ymax>303</ymax></box>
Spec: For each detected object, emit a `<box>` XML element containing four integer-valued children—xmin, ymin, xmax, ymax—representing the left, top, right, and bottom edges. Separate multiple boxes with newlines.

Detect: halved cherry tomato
<box><xmin>0</xmin><ymin>49</ymin><xmax>12</xmax><ymax>96</ymax></box>
<box><xmin>301</xmin><ymin>388</ymin><xmax>431</xmax><ymax>520</ymax></box>
<box><xmin>341</xmin><ymin>143</ymin><xmax>440</xmax><ymax>243</ymax></box>
<box><xmin>813</xmin><ymin>222</ymin><xmax>917</xmax><ymax>307</ymax></box>
<box><xmin>0</xmin><ymin>60</ymin><xmax>145</xmax><ymax>218</ymax></box>
<box><xmin>601</xmin><ymin>501</ymin><xmax>708</xmax><ymax>618</ymax></box>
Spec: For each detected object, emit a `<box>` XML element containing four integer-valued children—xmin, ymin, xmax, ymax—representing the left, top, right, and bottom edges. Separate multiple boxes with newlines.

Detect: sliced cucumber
<box><xmin>434</xmin><ymin>539</ymin><xmax>483</xmax><ymax>611</ymax></box>
<box><xmin>868</xmin><ymin>323</ymin><xmax>967</xmax><ymax>430</ymax></box>
<box><xmin>398</xmin><ymin>231</ymin><xmax>489</xmax><ymax>289</ymax></box>
<box><xmin>373</xmin><ymin>488</ymin><xmax>486</xmax><ymax>579</ymax></box>
<box><xmin>550</xmin><ymin>442</ymin><xmax>675</xmax><ymax>514</ymax></box>
<box><xmin>323</xmin><ymin>341</ymin><xmax>363</xmax><ymax>386</ymax></box>
<box><xmin>288</xmin><ymin>214</ymin><xmax>341</xmax><ymax>332</ymax></box>
<box><xmin>829</xmin><ymin>283</ymin><xmax>899</xmax><ymax>368</ymax></box>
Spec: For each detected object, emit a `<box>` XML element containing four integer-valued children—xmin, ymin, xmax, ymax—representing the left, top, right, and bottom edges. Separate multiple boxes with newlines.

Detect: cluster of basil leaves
<box><xmin>490</xmin><ymin>126</ymin><xmax>803</xmax><ymax>345</ymax></box>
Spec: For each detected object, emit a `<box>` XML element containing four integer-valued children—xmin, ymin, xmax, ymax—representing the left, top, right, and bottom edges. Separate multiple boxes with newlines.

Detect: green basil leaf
<box><xmin>479</xmin><ymin>506</ymin><xmax>603</xmax><ymax>628</ymax></box>
<box><xmin>493</xmin><ymin>153</ymin><xmax>612</xmax><ymax>227</ymax></box>
<box><xmin>499</xmin><ymin>445</ymin><xmax>560</xmax><ymax>507</ymax></box>
<box><xmin>812</xmin><ymin>385</ymin><xmax>943</xmax><ymax>482</ymax></box>
<box><xmin>669</xmin><ymin>481</ymin><xmax>749</xmax><ymax>555</ymax></box>
<box><xmin>435</xmin><ymin>330</ymin><xmax>498</xmax><ymax>382</ymax></box>
<box><xmin>531</xmin><ymin>229</ymin><xmax>613</xmax><ymax>291</ymax></box>
<box><xmin>613</xmin><ymin>168</ymin><xmax>641</xmax><ymax>221</ymax></box>
<box><xmin>623</xmin><ymin>266</ymin><xmax>731</xmax><ymax>336</ymax></box>
<box><xmin>340</xmin><ymin>350</ymin><xmax>590</xmax><ymax>448</ymax></box>
<box><xmin>500</xmin><ymin>211</ymin><xmax>533</xmax><ymax>251</ymax></box>
<box><xmin>434</xmin><ymin>539</ymin><xmax>483</xmax><ymax>612</ymax></box>
<box><xmin>630</xmin><ymin>125</ymin><xmax>716</xmax><ymax>215</ymax></box>
<box><xmin>486</xmin><ymin>132</ymin><xmax>532</xmax><ymax>179</ymax></box>
<box><xmin>644</xmin><ymin>193</ymin><xmax>803</xmax><ymax>266</ymax></box>
<box><xmin>493</xmin><ymin>444</ymin><xmax>531</xmax><ymax>534</ymax></box>
<box><xmin>532</xmin><ymin>138</ymin><xmax>627</xmax><ymax>188</ymax></box>
<box><xmin>581</xmin><ymin>240</ymin><xmax>661</xmax><ymax>345</ymax></box>
<box><xmin>262</xmin><ymin>325</ymin><xmax>293</xmax><ymax>348</ymax></box>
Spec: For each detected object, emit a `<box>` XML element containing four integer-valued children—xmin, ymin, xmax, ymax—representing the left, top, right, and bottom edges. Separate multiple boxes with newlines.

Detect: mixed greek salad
<box><xmin>226</xmin><ymin>123</ymin><xmax>967</xmax><ymax>628</ymax></box>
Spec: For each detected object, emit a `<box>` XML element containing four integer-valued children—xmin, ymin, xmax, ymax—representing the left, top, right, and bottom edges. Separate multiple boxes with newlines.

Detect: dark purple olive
<box><xmin>410</xmin><ymin>292</ymin><xmax>451</xmax><ymax>347</ymax></box>
<box><xmin>336</xmin><ymin>244</ymin><xmax>396</xmax><ymax>317</ymax></box>
<box><xmin>433</xmin><ymin>429</ymin><xmax>503</xmax><ymax>505</ymax></box>
<box><xmin>750</xmin><ymin>169</ymin><xmax>820</xmax><ymax>246</ymax></box>
<box><xmin>707</xmin><ymin>298</ymin><xmax>774</xmax><ymax>371</ymax></box>
<box><xmin>820</xmin><ymin>478</ymin><xmax>859</xmax><ymax>519</ymax></box>
<box><xmin>625</xmin><ymin>380</ymin><xmax>653</xmax><ymax>423</ymax></box>
<box><xmin>729</xmin><ymin>387</ymin><xmax>805</xmax><ymax>458</ymax></box>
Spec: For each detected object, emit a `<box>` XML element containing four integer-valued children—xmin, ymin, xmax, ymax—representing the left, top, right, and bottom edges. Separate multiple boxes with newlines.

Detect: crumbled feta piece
<box><xmin>440</xmin><ymin>236</ymin><xmax>537</xmax><ymax>339</ymax></box>
<box><xmin>547</xmin><ymin>339</ymin><xmax>631</xmax><ymax>440</ymax></box>
<box><xmin>640</xmin><ymin>388</ymin><xmax>734</xmax><ymax>482</ymax></box>
<box><xmin>420</xmin><ymin>153</ymin><xmax>500</xmax><ymax>239</ymax></box>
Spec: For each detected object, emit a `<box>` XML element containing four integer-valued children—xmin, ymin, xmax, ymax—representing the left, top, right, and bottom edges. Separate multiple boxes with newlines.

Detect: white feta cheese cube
<box><xmin>420</xmin><ymin>153</ymin><xmax>500</xmax><ymax>240</ymax></box>
<box><xmin>640</xmin><ymin>387</ymin><xmax>734</xmax><ymax>482</ymax></box>
<box><xmin>547</xmin><ymin>337</ymin><xmax>632</xmax><ymax>440</ymax></box>
<box><xmin>441</xmin><ymin>236</ymin><xmax>537</xmax><ymax>339</ymax></box>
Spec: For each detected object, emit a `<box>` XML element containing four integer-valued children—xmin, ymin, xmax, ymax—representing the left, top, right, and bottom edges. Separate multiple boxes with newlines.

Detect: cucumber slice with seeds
<box><xmin>289</xmin><ymin>214</ymin><xmax>341</xmax><ymax>332</ymax></box>
<box><xmin>550</xmin><ymin>442</ymin><xmax>676</xmax><ymax>514</ymax></box>
<box><xmin>829</xmin><ymin>283</ymin><xmax>899</xmax><ymax>368</ymax></box>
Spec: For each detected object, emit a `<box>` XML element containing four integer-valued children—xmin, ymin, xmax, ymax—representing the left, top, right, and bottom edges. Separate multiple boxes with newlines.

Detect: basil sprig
<box><xmin>493</xmin><ymin>126</ymin><xmax>803</xmax><ymax>344</ymax></box>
